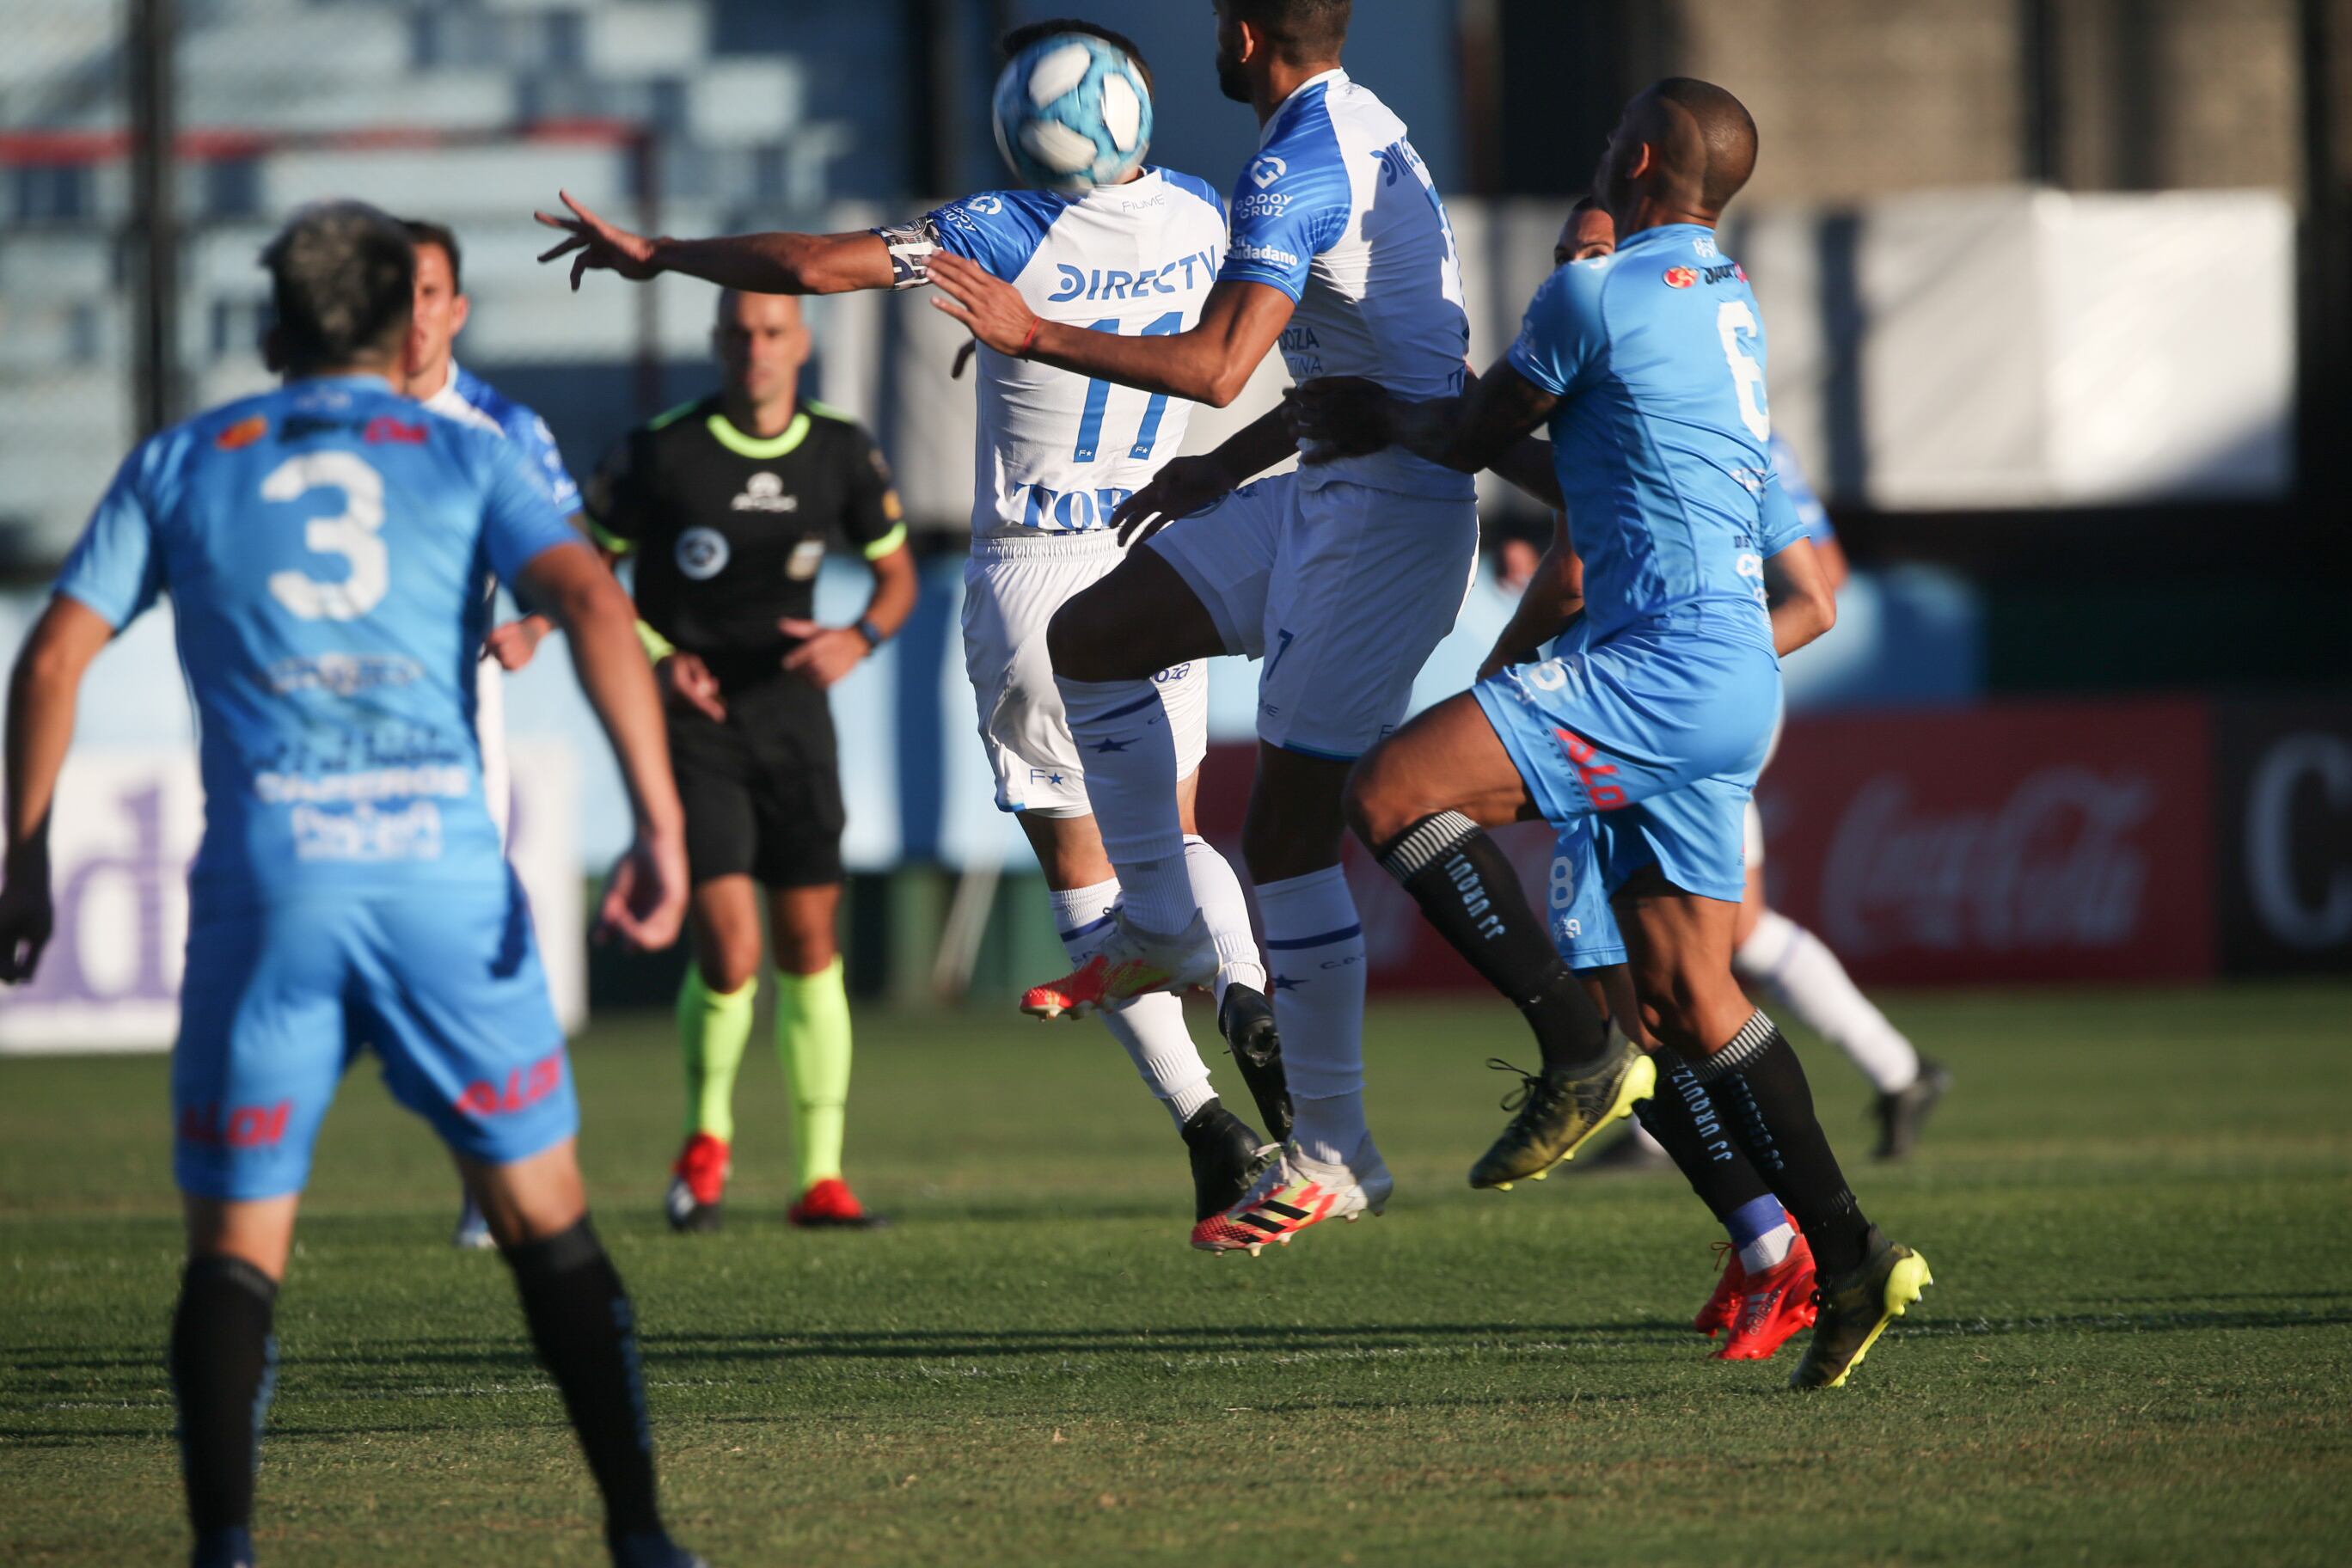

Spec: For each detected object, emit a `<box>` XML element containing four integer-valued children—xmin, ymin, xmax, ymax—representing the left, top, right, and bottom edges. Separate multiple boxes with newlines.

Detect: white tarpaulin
<box><xmin>0</xmin><ymin>738</ymin><xmax>584</xmax><ymax>1056</ymax></box>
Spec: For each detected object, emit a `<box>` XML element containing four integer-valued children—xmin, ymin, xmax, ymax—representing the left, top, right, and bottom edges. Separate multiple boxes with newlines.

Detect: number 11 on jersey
<box><xmin>1072</xmin><ymin>312</ymin><xmax>1184</xmax><ymax>462</ymax></box>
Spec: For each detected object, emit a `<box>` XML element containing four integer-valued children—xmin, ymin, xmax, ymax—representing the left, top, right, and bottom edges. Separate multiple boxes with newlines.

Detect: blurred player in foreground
<box><xmin>0</xmin><ymin>203</ymin><xmax>702</xmax><ymax>1565</ymax></box>
<box><xmin>1312</xmin><ymin>80</ymin><xmax>1932</xmax><ymax>1388</ymax></box>
<box><xmin>927</xmin><ymin>0</ymin><xmax>1491</xmax><ymax>1255</ymax></box>
<box><xmin>588</xmin><ymin>288</ymin><xmax>915</xmax><ymax>1232</ymax></box>
<box><xmin>534</xmin><ymin>19</ymin><xmax>1292</xmax><ymax>1228</ymax></box>
<box><xmin>395</xmin><ymin>216</ymin><xmax>598</xmax><ymax>1251</ymax></box>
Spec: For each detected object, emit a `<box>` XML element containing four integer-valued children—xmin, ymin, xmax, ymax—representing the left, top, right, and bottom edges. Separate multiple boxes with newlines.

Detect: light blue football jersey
<box><xmin>1767</xmin><ymin>431</ymin><xmax>1834</xmax><ymax>545</ymax></box>
<box><xmin>1508</xmin><ymin>224</ymin><xmax>1810</xmax><ymax>649</ymax></box>
<box><xmin>54</xmin><ymin>374</ymin><xmax>581</xmax><ymax>902</ymax></box>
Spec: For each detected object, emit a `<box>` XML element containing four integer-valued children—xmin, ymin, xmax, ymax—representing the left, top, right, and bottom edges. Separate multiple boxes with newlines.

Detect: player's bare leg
<box><xmin>665</xmin><ymin>876</ymin><xmax>763</xmax><ymax>1231</ymax></box>
<box><xmin>767</xmin><ymin>882</ymin><xmax>883</xmax><ymax>1229</ymax></box>
<box><xmin>1347</xmin><ymin>694</ymin><xmax>1653</xmax><ymax>1190</ymax></box>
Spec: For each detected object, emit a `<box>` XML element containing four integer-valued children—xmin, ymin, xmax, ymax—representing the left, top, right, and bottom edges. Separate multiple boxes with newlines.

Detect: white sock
<box><xmin>1738</xmin><ymin>1219</ymin><xmax>1798</xmax><ymax>1276</ymax></box>
<box><xmin>1735</xmin><ymin>909</ymin><xmax>1920</xmax><ymax>1095</ymax></box>
<box><xmin>1050</xmin><ymin>879</ymin><xmax>1215</xmax><ymax>1130</ymax></box>
<box><xmin>1057</xmin><ymin>677</ymin><xmax>1193</xmax><ymax>934</ymax></box>
<box><xmin>1184</xmin><ymin>835</ymin><xmax>1265</xmax><ymax>1002</ymax></box>
<box><xmin>1256</xmin><ymin>865</ymin><xmax>1369</xmax><ymax>1166</ymax></box>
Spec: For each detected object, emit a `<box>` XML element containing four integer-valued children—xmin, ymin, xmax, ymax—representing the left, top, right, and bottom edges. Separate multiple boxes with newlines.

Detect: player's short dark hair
<box><xmin>1227</xmin><ymin>0</ymin><xmax>1351</xmax><ymax>62</ymax></box>
<box><xmin>401</xmin><ymin>217</ymin><xmax>462</xmax><ymax>292</ymax></box>
<box><xmin>260</xmin><ymin>201</ymin><xmax>415</xmax><ymax>372</ymax></box>
<box><xmin>1649</xmin><ymin>77</ymin><xmax>1758</xmax><ymax>212</ymax></box>
<box><xmin>1003</xmin><ymin>19</ymin><xmax>1154</xmax><ymax>95</ymax></box>
<box><xmin>1567</xmin><ymin>194</ymin><xmax>1602</xmax><ymax>219</ymax></box>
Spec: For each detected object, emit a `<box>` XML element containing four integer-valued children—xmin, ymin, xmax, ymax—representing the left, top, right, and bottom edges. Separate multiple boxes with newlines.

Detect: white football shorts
<box><xmin>1146</xmin><ymin>473</ymin><xmax>1479</xmax><ymax>760</ymax></box>
<box><xmin>962</xmin><ymin>531</ymin><xmax>1210</xmax><ymax>818</ymax></box>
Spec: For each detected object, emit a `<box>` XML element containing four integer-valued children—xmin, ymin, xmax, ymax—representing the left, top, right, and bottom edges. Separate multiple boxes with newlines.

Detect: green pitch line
<box><xmin>3</xmin><ymin>984</ymin><xmax>2349</xmax><ymax>1566</ymax></box>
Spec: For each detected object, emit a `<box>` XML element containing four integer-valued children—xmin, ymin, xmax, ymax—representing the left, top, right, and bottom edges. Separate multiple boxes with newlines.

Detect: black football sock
<box><xmin>1635</xmin><ymin>1049</ymin><xmax>1777</xmax><ymax>1225</ymax></box>
<box><xmin>1378</xmin><ymin>812</ymin><xmax>1611</xmax><ymax>1075</ymax></box>
<box><xmin>500</xmin><ymin>1219</ymin><xmax>663</xmax><ymax>1544</ymax></box>
<box><xmin>1688</xmin><ymin>1013</ymin><xmax>1874</xmax><ymax>1277</ymax></box>
<box><xmin>170</xmin><ymin>1256</ymin><xmax>279</xmax><ymax>1547</ymax></box>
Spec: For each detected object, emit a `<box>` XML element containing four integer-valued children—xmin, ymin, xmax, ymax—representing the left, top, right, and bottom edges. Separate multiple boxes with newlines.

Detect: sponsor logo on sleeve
<box><xmin>215</xmin><ymin>416</ymin><xmax>269</xmax><ymax>450</ymax></box>
<box><xmin>1663</xmin><ymin>266</ymin><xmax>1698</xmax><ymax>289</ymax></box>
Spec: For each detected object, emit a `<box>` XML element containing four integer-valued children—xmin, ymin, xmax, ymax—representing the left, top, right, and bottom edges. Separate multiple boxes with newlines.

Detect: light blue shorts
<box><xmin>172</xmin><ymin>874</ymin><xmax>574</xmax><ymax>1200</ymax></box>
<box><xmin>1476</xmin><ymin>621</ymin><xmax>1779</xmax><ymax>908</ymax></box>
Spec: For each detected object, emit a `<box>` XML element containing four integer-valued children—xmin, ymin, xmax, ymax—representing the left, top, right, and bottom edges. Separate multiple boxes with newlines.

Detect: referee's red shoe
<box><xmin>665</xmin><ymin>1133</ymin><xmax>730</xmax><ymax>1234</ymax></box>
<box><xmin>789</xmin><ymin>1177</ymin><xmax>890</xmax><ymax>1230</ymax></box>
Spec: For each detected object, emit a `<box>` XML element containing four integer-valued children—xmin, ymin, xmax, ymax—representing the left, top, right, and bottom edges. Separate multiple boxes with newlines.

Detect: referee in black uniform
<box><xmin>587</xmin><ymin>288</ymin><xmax>916</xmax><ymax>1232</ymax></box>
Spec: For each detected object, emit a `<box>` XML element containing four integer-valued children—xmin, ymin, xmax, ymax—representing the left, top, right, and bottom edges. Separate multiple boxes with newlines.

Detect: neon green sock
<box><xmin>775</xmin><ymin>957</ymin><xmax>852</xmax><ymax>1190</ymax></box>
<box><xmin>678</xmin><ymin>970</ymin><xmax>757</xmax><ymax>1143</ymax></box>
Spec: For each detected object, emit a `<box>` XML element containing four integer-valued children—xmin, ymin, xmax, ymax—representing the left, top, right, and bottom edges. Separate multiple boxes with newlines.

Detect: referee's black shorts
<box><xmin>668</xmin><ymin>677</ymin><xmax>845</xmax><ymax>890</ymax></box>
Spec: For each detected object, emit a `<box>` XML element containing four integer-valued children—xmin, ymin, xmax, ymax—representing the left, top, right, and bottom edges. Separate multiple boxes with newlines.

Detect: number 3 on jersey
<box><xmin>1073</xmin><ymin>312</ymin><xmax>1183</xmax><ymax>462</ymax></box>
<box><xmin>264</xmin><ymin>452</ymin><xmax>389</xmax><ymax>621</ymax></box>
<box><xmin>1716</xmin><ymin>300</ymin><xmax>1770</xmax><ymax>441</ymax></box>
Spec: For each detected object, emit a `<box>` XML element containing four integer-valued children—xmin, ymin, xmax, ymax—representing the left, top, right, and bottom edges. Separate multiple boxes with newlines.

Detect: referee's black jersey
<box><xmin>585</xmin><ymin>396</ymin><xmax>905</xmax><ymax>686</ymax></box>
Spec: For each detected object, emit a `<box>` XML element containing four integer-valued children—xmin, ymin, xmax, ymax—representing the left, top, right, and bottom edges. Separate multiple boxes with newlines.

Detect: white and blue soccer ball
<box><xmin>991</xmin><ymin>33</ymin><xmax>1153</xmax><ymax>195</ymax></box>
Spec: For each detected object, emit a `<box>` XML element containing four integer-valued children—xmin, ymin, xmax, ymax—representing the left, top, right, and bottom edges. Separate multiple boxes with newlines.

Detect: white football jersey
<box><xmin>1219</xmin><ymin>69</ymin><xmax>1474</xmax><ymax>500</ymax></box>
<box><xmin>877</xmin><ymin>169</ymin><xmax>1228</xmax><ymax>541</ymax></box>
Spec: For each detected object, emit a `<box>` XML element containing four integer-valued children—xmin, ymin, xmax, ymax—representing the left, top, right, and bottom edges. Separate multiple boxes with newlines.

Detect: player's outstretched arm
<box><xmin>0</xmin><ymin>597</ymin><xmax>113</xmax><ymax>982</ymax></box>
<box><xmin>516</xmin><ymin>542</ymin><xmax>689</xmax><ymax>951</ymax></box>
<box><xmin>928</xmin><ymin>260</ymin><xmax>1291</xmax><ymax>409</ymax></box>
<box><xmin>535</xmin><ymin>192</ymin><xmax>892</xmax><ymax>296</ymax></box>
<box><xmin>1763</xmin><ymin>537</ymin><xmax>1836</xmax><ymax>656</ymax></box>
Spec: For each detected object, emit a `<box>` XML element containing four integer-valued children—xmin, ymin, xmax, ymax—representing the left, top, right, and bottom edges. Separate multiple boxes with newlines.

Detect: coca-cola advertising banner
<box><xmin>1757</xmin><ymin>701</ymin><xmax>2214</xmax><ymax>984</ymax></box>
<box><xmin>1197</xmin><ymin>693</ymin><xmax>2312</xmax><ymax>990</ymax></box>
<box><xmin>0</xmin><ymin>744</ymin><xmax>586</xmax><ymax>1055</ymax></box>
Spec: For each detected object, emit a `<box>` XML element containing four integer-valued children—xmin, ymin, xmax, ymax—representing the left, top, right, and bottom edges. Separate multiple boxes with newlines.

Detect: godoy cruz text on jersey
<box><xmin>1506</xmin><ymin>224</ymin><xmax>1811</xmax><ymax>648</ymax></box>
<box><xmin>52</xmin><ymin>376</ymin><xmax>579</xmax><ymax>899</ymax></box>
<box><xmin>1216</xmin><ymin>69</ymin><xmax>1473</xmax><ymax>500</ymax></box>
<box><xmin>872</xmin><ymin>168</ymin><xmax>1228</xmax><ymax>539</ymax></box>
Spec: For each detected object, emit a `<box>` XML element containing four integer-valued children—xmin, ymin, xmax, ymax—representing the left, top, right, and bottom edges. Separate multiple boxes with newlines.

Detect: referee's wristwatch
<box><xmin>854</xmin><ymin>616</ymin><xmax>889</xmax><ymax>652</ymax></box>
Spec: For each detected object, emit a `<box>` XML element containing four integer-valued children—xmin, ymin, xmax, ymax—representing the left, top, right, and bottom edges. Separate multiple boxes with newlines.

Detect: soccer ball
<box><xmin>991</xmin><ymin>33</ymin><xmax>1153</xmax><ymax>195</ymax></box>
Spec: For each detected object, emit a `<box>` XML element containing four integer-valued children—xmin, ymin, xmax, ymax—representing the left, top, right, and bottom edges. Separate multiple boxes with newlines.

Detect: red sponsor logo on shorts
<box><xmin>456</xmin><ymin>1049</ymin><xmax>566</xmax><ymax>1118</ymax></box>
<box><xmin>180</xmin><ymin>1099</ymin><xmax>293</xmax><ymax>1148</ymax></box>
<box><xmin>1663</xmin><ymin>266</ymin><xmax>1698</xmax><ymax>289</ymax></box>
<box><xmin>363</xmin><ymin>416</ymin><xmax>428</xmax><ymax>445</ymax></box>
<box><xmin>1553</xmin><ymin>727</ymin><xmax>1629</xmax><ymax>810</ymax></box>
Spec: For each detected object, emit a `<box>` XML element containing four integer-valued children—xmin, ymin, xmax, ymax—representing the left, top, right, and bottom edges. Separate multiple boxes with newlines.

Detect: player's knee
<box><xmin>1341</xmin><ymin>743</ymin><xmax>1417</xmax><ymax>851</ymax></box>
<box><xmin>695</xmin><ymin>944</ymin><xmax>761</xmax><ymax>995</ymax></box>
<box><xmin>772</xmin><ymin>928</ymin><xmax>837</xmax><ymax>977</ymax></box>
<box><xmin>1044</xmin><ymin>596</ymin><xmax>1117</xmax><ymax>681</ymax></box>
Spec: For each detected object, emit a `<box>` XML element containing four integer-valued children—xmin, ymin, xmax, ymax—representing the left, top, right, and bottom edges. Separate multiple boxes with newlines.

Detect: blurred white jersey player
<box><xmin>532</xmin><ymin>18</ymin><xmax>1291</xmax><ymax>1226</ymax></box>
<box><xmin>401</xmin><ymin>218</ymin><xmax>588</xmax><ymax>1251</ymax></box>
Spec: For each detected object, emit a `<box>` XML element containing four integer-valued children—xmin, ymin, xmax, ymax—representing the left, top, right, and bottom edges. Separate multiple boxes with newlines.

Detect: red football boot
<box><xmin>665</xmin><ymin>1132</ymin><xmax>730</xmax><ymax>1234</ymax></box>
<box><xmin>1696</xmin><ymin>1241</ymin><xmax>1747</xmax><ymax>1339</ymax></box>
<box><xmin>789</xmin><ymin>1176</ymin><xmax>890</xmax><ymax>1230</ymax></box>
<box><xmin>1713</xmin><ymin>1231</ymin><xmax>1821</xmax><ymax>1362</ymax></box>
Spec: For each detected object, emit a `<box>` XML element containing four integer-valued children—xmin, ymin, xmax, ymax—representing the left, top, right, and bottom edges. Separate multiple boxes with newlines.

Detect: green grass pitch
<box><xmin>4</xmin><ymin>985</ymin><xmax>2349</xmax><ymax>1565</ymax></box>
